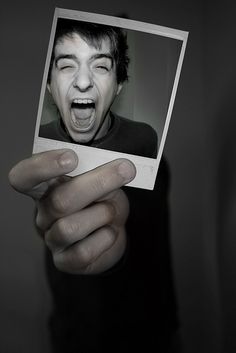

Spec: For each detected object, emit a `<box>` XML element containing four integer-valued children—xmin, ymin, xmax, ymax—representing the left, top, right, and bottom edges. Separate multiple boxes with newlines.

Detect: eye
<box><xmin>95</xmin><ymin>65</ymin><xmax>109</xmax><ymax>73</ymax></box>
<box><xmin>92</xmin><ymin>58</ymin><xmax>112</xmax><ymax>74</ymax></box>
<box><xmin>56</xmin><ymin>59</ymin><xmax>77</xmax><ymax>72</ymax></box>
<box><xmin>59</xmin><ymin>64</ymin><xmax>76</xmax><ymax>71</ymax></box>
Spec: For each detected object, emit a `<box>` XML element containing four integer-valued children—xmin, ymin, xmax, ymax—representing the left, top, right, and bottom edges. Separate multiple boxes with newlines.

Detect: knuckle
<box><xmin>52</xmin><ymin>244</ymin><xmax>91</xmax><ymax>274</ymax></box>
<box><xmin>35</xmin><ymin>208</ymin><xmax>44</xmax><ymax>231</ymax></box>
<box><xmin>45</xmin><ymin>218</ymin><xmax>77</xmax><ymax>251</ymax></box>
<box><xmin>117</xmin><ymin>188</ymin><xmax>129</xmax><ymax>205</ymax></box>
<box><xmin>44</xmin><ymin>230</ymin><xmax>53</xmax><ymax>250</ymax></box>
<box><xmin>75</xmin><ymin>244</ymin><xmax>91</xmax><ymax>266</ymax></box>
<box><xmin>51</xmin><ymin>229</ymin><xmax>116</xmax><ymax>274</ymax></box>
<box><xmin>56</xmin><ymin>217</ymin><xmax>78</xmax><ymax>241</ymax></box>
<box><xmin>103</xmin><ymin>225</ymin><xmax>117</xmax><ymax>241</ymax></box>
<box><xmin>114</xmin><ymin>189</ymin><xmax>130</xmax><ymax>223</ymax></box>
<box><xmin>55</xmin><ymin>218</ymin><xmax>69</xmax><ymax>238</ymax></box>
<box><xmin>49</xmin><ymin>189</ymin><xmax>68</xmax><ymax>214</ymax></box>
<box><xmin>52</xmin><ymin>252</ymin><xmax>67</xmax><ymax>272</ymax></box>
<box><xmin>34</xmin><ymin>202</ymin><xmax>51</xmax><ymax>231</ymax></box>
<box><xmin>103</xmin><ymin>189</ymin><xmax>129</xmax><ymax>226</ymax></box>
<box><xmin>8</xmin><ymin>168</ymin><xmax>16</xmax><ymax>188</ymax></box>
<box><xmin>102</xmin><ymin>201</ymin><xmax>116</xmax><ymax>223</ymax></box>
<box><xmin>8</xmin><ymin>166</ymin><xmax>23</xmax><ymax>191</ymax></box>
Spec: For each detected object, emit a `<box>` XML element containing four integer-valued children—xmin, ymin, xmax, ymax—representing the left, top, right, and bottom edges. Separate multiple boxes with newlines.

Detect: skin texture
<box><xmin>8</xmin><ymin>149</ymin><xmax>136</xmax><ymax>274</ymax></box>
<box><xmin>48</xmin><ymin>34</ymin><xmax>123</xmax><ymax>143</ymax></box>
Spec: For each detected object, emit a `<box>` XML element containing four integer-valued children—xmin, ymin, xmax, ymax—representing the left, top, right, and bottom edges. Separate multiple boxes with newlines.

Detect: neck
<box><xmin>93</xmin><ymin>111</ymin><xmax>112</xmax><ymax>141</ymax></box>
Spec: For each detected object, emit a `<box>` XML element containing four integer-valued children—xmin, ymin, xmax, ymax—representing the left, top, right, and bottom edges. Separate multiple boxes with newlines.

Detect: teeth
<box><xmin>73</xmin><ymin>99</ymin><xmax>93</xmax><ymax>104</ymax></box>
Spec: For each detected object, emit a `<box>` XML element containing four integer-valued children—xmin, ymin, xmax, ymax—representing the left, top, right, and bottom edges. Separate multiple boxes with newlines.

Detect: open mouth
<box><xmin>71</xmin><ymin>99</ymin><xmax>96</xmax><ymax>131</ymax></box>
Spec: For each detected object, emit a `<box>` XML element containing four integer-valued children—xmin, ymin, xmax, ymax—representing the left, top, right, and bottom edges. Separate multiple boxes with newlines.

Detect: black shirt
<box><xmin>42</xmin><ymin>114</ymin><xmax>178</xmax><ymax>352</ymax></box>
<box><xmin>39</xmin><ymin>112</ymin><xmax>158</xmax><ymax>158</ymax></box>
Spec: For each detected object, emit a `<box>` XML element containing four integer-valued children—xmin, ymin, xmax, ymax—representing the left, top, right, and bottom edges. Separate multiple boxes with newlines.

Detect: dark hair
<box><xmin>48</xmin><ymin>18</ymin><xmax>129</xmax><ymax>84</ymax></box>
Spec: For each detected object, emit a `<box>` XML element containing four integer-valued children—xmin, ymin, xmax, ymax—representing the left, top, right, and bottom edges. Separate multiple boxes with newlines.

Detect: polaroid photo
<box><xmin>33</xmin><ymin>7</ymin><xmax>188</xmax><ymax>190</ymax></box>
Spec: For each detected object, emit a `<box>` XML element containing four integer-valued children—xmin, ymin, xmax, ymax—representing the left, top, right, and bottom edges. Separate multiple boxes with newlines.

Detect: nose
<box><xmin>73</xmin><ymin>67</ymin><xmax>93</xmax><ymax>92</ymax></box>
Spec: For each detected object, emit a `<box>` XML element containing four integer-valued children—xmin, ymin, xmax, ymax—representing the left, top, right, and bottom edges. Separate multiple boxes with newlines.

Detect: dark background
<box><xmin>1</xmin><ymin>1</ymin><xmax>236</xmax><ymax>352</ymax></box>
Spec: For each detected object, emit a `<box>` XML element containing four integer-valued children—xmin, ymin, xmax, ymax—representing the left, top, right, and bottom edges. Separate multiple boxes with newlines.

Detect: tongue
<box><xmin>72</xmin><ymin>107</ymin><xmax>94</xmax><ymax>120</ymax></box>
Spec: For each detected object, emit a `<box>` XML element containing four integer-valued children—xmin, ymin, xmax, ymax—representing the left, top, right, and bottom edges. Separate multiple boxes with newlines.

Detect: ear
<box><xmin>116</xmin><ymin>83</ymin><xmax>123</xmax><ymax>96</ymax></box>
<box><xmin>47</xmin><ymin>83</ymin><xmax>51</xmax><ymax>94</ymax></box>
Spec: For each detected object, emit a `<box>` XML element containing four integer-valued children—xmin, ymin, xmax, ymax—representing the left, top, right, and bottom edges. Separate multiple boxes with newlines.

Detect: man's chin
<box><xmin>69</xmin><ymin>130</ymin><xmax>95</xmax><ymax>144</ymax></box>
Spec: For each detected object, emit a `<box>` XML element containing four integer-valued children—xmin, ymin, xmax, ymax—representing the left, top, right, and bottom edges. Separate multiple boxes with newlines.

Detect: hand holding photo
<box><xmin>33</xmin><ymin>8</ymin><xmax>188</xmax><ymax>189</ymax></box>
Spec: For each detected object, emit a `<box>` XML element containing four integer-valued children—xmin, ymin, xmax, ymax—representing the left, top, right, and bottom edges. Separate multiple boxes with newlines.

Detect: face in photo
<box><xmin>48</xmin><ymin>33</ymin><xmax>123</xmax><ymax>144</ymax></box>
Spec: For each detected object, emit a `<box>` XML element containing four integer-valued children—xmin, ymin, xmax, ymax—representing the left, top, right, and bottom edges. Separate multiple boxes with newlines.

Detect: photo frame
<box><xmin>33</xmin><ymin>7</ymin><xmax>188</xmax><ymax>190</ymax></box>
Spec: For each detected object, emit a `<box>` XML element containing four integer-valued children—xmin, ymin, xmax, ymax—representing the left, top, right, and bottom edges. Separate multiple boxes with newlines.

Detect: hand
<box><xmin>9</xmin><ymin>149</ymin><xmax>136</xmax><ymax>274</ymax></box>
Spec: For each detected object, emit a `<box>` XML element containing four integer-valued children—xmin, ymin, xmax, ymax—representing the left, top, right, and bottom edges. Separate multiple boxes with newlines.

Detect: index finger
<box><xmin>8</xmin><ymin>149</ymin><xmax>78</xmax><ymax>194</ymax></box>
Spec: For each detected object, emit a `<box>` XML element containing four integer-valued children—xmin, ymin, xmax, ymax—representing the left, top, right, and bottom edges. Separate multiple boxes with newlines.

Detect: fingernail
<box><xmin>118</xmin><ymin>160</ymin><xmax>136</xmax><ymax>183</ymax></box>
<box><xmin>58</xmin><ymin>150</ymin><xmax>78</xmax><ymax>169</ymax></box>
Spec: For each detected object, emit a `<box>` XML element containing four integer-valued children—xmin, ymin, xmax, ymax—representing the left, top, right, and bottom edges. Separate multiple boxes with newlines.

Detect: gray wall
<box><xmin>204</xmin><ymin>1</ymin><xmax>236</xmax><ymax>352</ymax></box>
<box><xmin>1</xmin><ymin>1</ymin><xmax>236</xmax><ymax>352</ymax></box>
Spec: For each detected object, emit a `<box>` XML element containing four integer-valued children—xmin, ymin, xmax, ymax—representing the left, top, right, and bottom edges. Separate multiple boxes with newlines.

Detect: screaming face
<box><xmin>48</xmin><ymin>33</ymin><xmax>123</xmax><ymax>143</ymax></box>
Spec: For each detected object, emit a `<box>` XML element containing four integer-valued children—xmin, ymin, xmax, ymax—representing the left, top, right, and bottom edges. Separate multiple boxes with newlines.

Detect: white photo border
<box><xmin>33</xmin><ymin>7</ymin><xmax>188</xmax><ymax>190</ymax></box>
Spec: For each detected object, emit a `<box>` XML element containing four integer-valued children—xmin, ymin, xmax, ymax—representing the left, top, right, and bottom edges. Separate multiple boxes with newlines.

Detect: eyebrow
<box><xmin>55</xmin><ymin>53</ymin><xmax>114</xmax><ymax>67</ymax></box>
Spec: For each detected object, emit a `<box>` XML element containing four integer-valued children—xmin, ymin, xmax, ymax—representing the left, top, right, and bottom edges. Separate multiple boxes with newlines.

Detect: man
<box><xmin>39</xmin><ymin>19</ymin><xmax>157</xmax><ymax>158</ymax></box>
<box><xmin>9</xmin><ymin>18</ymin><xmax>179</xmax><ymax>353</ymax></box>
